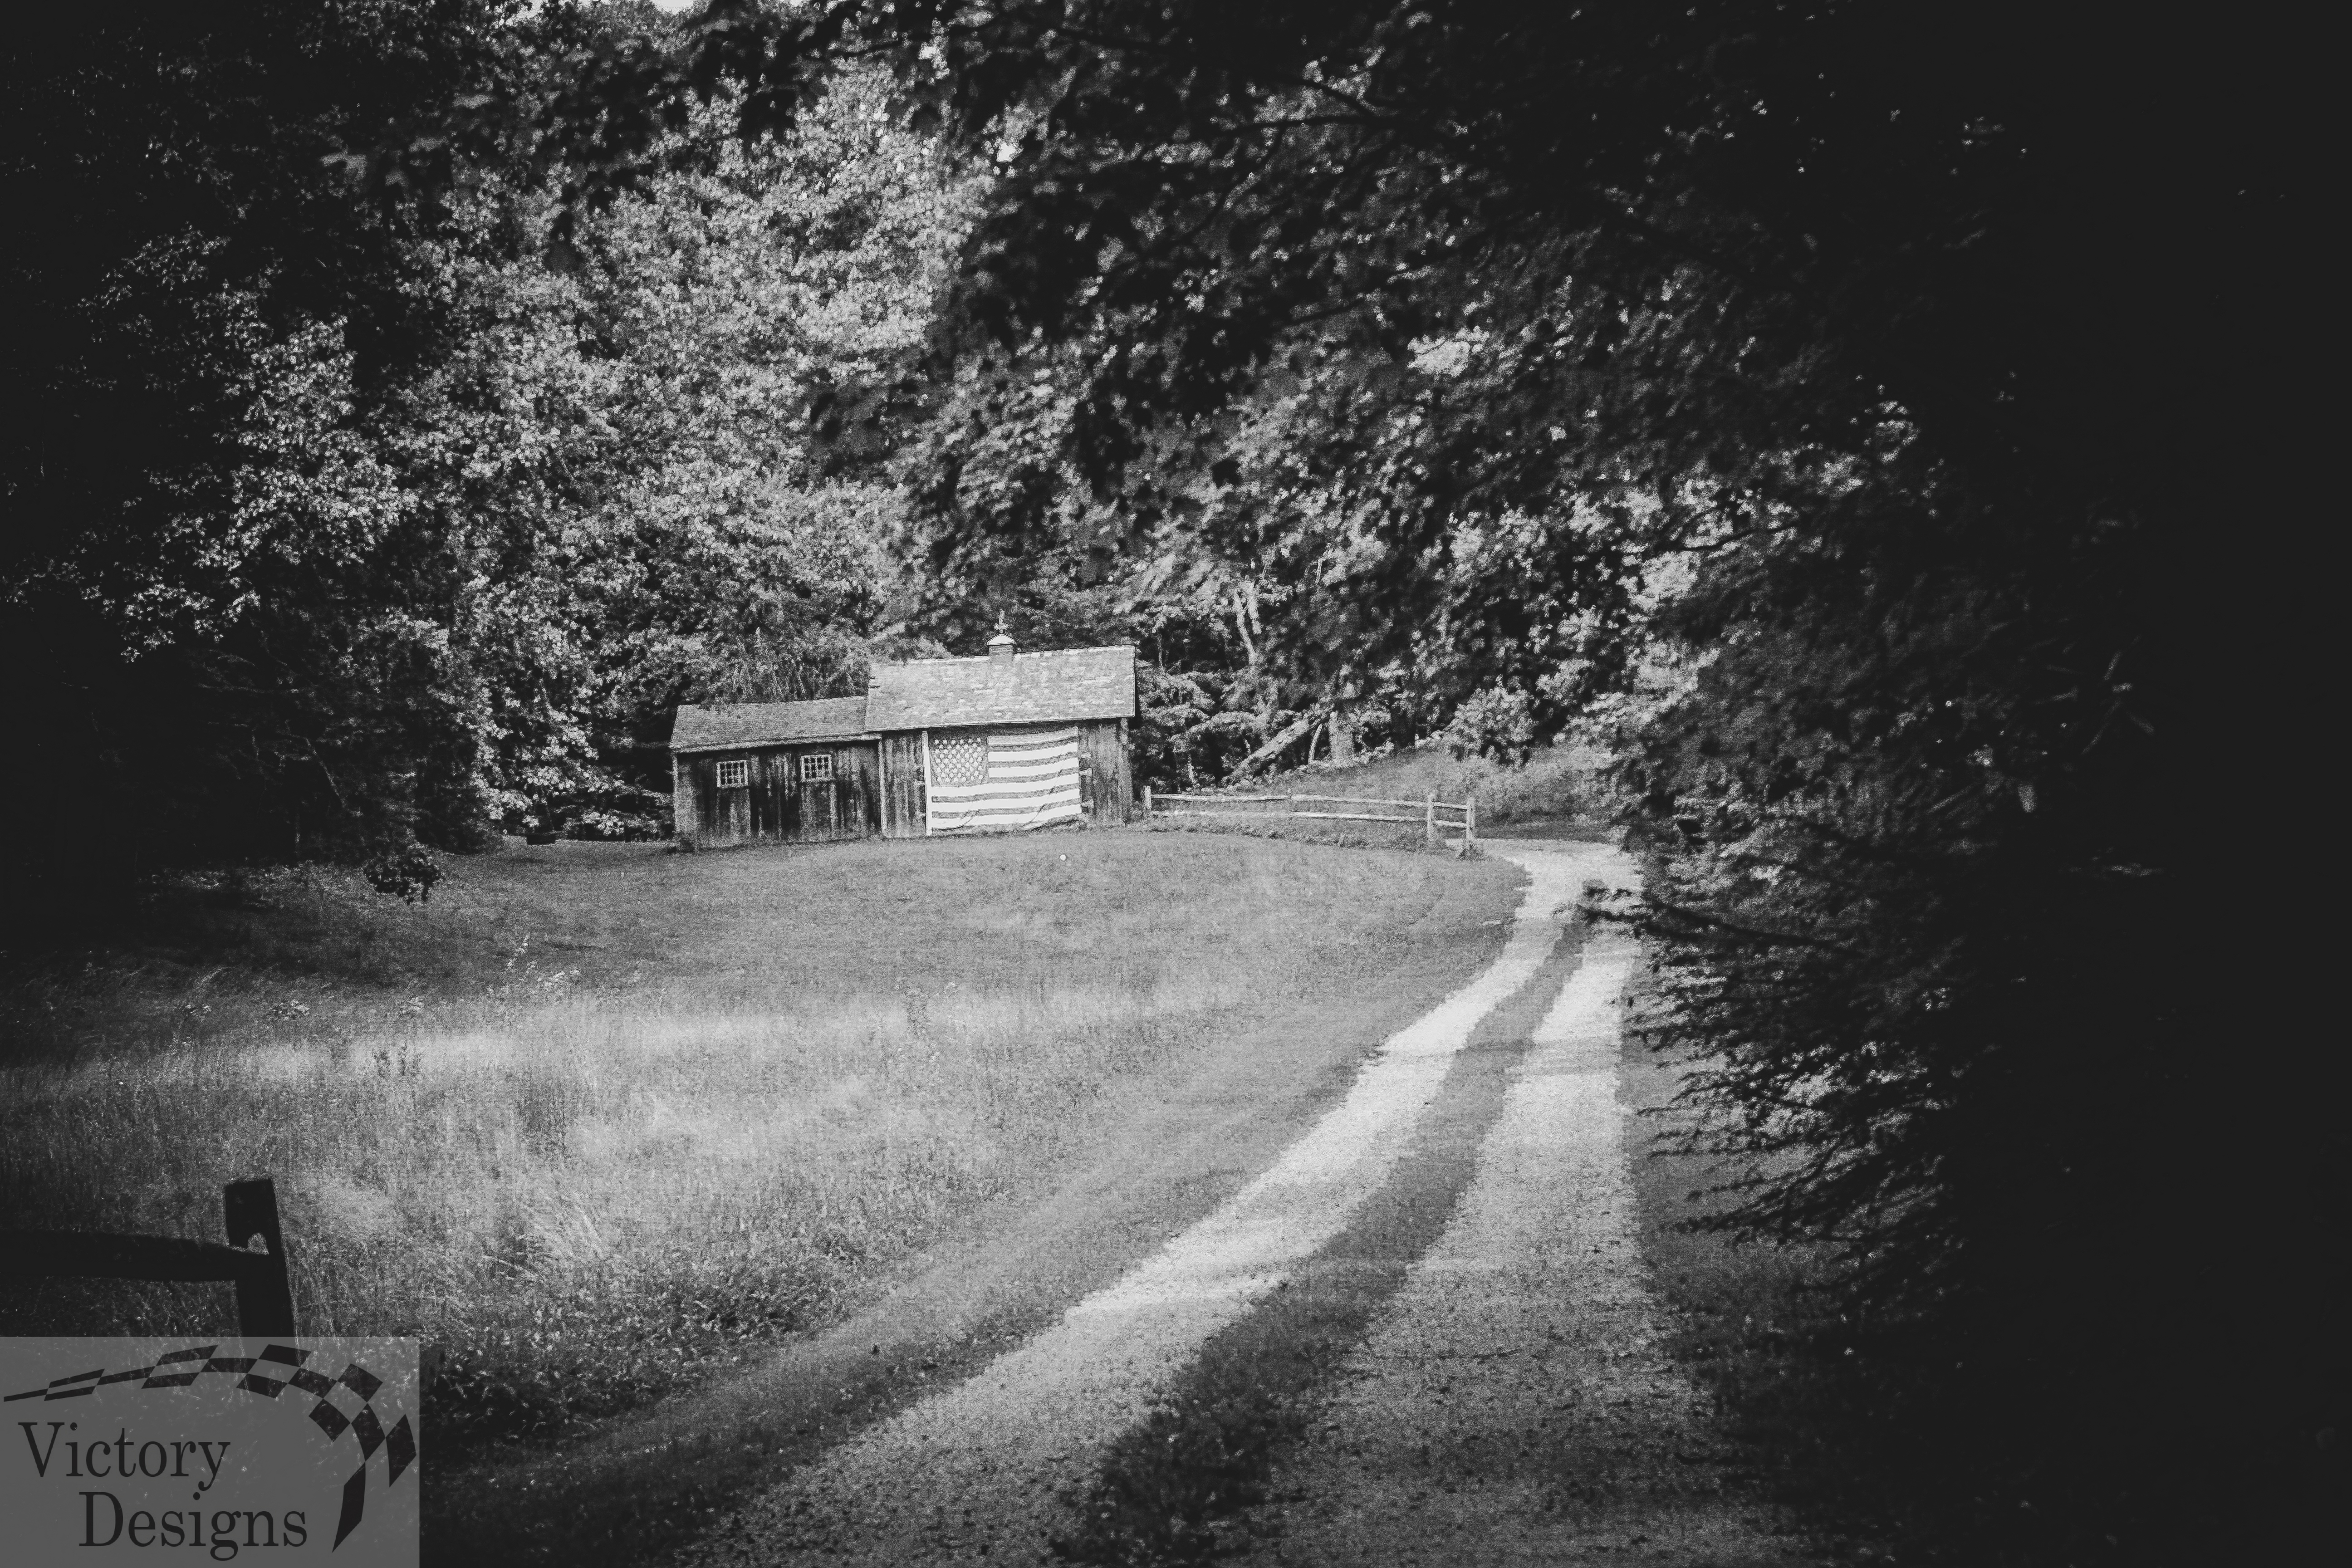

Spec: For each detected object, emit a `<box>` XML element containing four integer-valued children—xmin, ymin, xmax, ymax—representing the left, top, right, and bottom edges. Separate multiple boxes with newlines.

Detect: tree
<box><xmin>2</xmin><ymin>3</ymin><xmax>976</xmax><ymax>898</ymax></box>
<box><xmin>377</xmin><ymin>63</ymin><xmax>972</xmax><ymax>836</ymax></box>
<box><xmin>3</xmin><ymin>0</ymin><xmax>526</xmax><ymax>907</ymax></box>
<box><xmin>453</xmin><ymin>4</ymin><xmax>2321</xmax><ymax>1553</ymax></box>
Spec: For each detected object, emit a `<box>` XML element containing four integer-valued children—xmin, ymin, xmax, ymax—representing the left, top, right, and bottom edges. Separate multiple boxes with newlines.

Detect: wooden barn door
<box><xmin>849</xmin><ymin>743</ymin><xmax>881</xmax><ymax>838</ymax></box>
<box><xmin>716</xmin><ymin>755</ymin><xmax>752</xmax><ymax>846</ymax></box>
<box><xmin>878</xmin><ymin>733</ymin><xmax>927</xmax><ymax>838</ymax></box>
<box><xmin>1076</xmin><ymin>719</ymin><xmax>1133</xmax><ymax>825</ymax></box>
<box><xmin>781</xmin><ymin>743</ymin><xmax>881</xmax><ymax>843</ymax></box>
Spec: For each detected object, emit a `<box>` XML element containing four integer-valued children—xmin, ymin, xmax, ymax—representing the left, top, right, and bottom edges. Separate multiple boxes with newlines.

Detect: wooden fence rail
<box><xmin>1142</xmin><ymin>787</ymin><xmax>1475</xmax><ymax>848</ymax></box>
<box><xmin>0</xmin><ymin>1178</ymin><xmax>296</xmax><ymax>1337</ymax></box>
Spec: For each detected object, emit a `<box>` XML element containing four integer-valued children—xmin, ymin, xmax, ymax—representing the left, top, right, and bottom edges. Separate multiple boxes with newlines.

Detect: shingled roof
<box><xmin>668</xmin><ymin>696</ymin><xmax>871</xmax><ymax>754</ymax></box>
<box><xmin>865</xmin><ymin>645</ymin><xmax>1137</xmax><ymax>731</ymax></box>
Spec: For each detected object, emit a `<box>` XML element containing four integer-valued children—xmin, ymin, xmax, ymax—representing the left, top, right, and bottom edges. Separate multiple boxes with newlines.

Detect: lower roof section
<box><xmin>669</xmin><ymin>696</ymin><xmax>872</xmax><ymax>755</ymax></box>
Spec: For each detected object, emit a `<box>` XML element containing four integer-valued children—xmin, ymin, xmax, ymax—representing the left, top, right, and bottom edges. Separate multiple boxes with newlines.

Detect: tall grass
<box><xmin>0</xmin><ymin>833</ymin><xmax>1453</xmax><ymax>1454</ymax></box>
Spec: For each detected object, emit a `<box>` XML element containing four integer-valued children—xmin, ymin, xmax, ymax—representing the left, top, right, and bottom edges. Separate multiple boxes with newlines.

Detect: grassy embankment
<box><xmin>0</xmin><ymin>830</ymin><xmax>1467</xmax><ymax>1459</ymax></box>
<box><xmin>1148</xmin><ymin>740</ymin><xmax>1604</xmax><ymax>849</ymax></box>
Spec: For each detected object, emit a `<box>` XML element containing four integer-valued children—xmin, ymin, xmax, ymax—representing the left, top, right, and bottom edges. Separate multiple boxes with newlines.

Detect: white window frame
<box><xmin>715</xmin><ymin>758</ymin><xmax>749</xmax><ymax>789</ymax></box>
<box><xmin>799</xmin><ymin>753</ymin><xmax>834</xmax><ymax>784</ymax></box>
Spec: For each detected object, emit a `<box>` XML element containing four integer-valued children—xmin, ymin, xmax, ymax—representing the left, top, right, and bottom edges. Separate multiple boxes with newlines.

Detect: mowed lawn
<box><xmin>0</xmin><ymin>830</ymin><xmax>1476</xmax><ymax>1455</ymax></box>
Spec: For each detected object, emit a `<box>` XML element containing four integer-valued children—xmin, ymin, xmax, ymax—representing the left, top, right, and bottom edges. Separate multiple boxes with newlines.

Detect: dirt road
<box><xmin>1231</xmin><ymin>849</ymin><xmax>1803</xmax><ymax>1565</ymax></box>
<box><xmin>691</xmin><ymin>840</ymin><xmax>1802</xmax><ymax>1566</ymax></box>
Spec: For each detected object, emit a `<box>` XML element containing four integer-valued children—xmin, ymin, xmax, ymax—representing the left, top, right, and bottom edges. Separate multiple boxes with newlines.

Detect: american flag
<box><xmin>926</xmin><ymin>726</ymin><xmax>1085</xmax><ymax>834</ymax></box>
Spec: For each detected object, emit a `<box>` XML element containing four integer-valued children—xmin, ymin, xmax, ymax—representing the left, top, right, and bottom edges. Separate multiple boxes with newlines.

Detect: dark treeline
<box><xmin>2</xmin><ymin>0</ymin><xmax>1376</xmax><ymax>913</ymax></box>
<box><xmin>5</xmin><ymin>1</ymin><xmax>970</xmax><ymax>907</ymax></box>
<box><xmin>487</xmin><ymin>4</ymin><xmax>2327</xmax><ymax>1559</ymax></box>
<box><xmin>5</xmin><ymin>2</ymin><xmax>2329</xmax><ymax>1560</ymax></box>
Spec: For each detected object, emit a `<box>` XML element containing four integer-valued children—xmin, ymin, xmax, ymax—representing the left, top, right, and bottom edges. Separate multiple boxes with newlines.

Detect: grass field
<box><xmin>0</xmin><ymin>830</ymin><xmax>1475</xmax><ymax>1458</ymax></box>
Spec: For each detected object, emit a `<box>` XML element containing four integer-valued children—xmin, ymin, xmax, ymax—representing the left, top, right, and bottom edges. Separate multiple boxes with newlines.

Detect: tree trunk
<box><xmin>1228</xmin><ymin>711</ymin><xmax>1317</xmax><ymax>779</ymax></box>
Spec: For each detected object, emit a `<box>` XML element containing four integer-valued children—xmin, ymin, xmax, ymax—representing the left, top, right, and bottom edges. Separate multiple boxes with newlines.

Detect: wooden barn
<box><xmin>668</xmin><ymin>695</ymin><xmax>880</xmax><ymax>850</ymax></box>
<box><xmin>668</xmin><ymin>632</ymin><xmax>1137</xmax><ymax>850</ymax></box>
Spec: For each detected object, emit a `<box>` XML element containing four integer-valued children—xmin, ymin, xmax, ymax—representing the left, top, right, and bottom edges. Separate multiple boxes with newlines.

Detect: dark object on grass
<box><xmin>1</xmin><ymin>1177</ymin><xmax>297</xmax><ymax>1336</ymax></box>
<box><xmin>525</xmin><ymin>831</ymin><xmax>559</xmax><ymax>845</ymax></box>
<box><xmin>365</xmin><ymin>842</ymin><xmax>445</xmax><ymax>902</ymax></box>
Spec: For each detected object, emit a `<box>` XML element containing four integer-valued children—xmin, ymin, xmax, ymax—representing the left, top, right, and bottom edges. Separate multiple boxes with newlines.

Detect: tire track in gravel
<box><xmin>1232</xmin><ymin>845</ymin><xmax>1808</xmax><ymax>1567</ymax></box>
<box><xmin>1051</xmin><ymin>848</ymin><xmax>1614</xmax><ymax>1565</ymax></box>
<box><xmin>683</xmin><ymin>848</ymin><xmax>1598</xmax><ymax>1568</ymax></box>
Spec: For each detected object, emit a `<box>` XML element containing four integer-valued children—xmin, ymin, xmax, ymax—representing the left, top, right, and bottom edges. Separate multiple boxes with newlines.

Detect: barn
<box><xmin>668</xmin><ymin>631</ymin><xmax>1137</xmax><ymax>850</ymax></box>
<box><xmin>667</xmin><ymin>695</ymin><xmax>880</xmax><ymax>850</ymax></box>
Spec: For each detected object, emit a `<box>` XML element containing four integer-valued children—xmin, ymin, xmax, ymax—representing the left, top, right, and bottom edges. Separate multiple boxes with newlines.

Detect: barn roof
<box><xmin>865</xmin><ymin>645</ymin><xmax>1137</xmax><ymax>731</ymax></box>
<box><xmin>668</xmin><ymin>696</ymin><xmax>872</xmax><ymax>754</ymax></box>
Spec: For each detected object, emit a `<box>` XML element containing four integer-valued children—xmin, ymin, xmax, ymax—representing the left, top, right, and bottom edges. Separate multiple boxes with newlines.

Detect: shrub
<box><xmin>1441</xmin><ymin>686</ymin><xmax>1539</xmax><ymax>766</ymax></box>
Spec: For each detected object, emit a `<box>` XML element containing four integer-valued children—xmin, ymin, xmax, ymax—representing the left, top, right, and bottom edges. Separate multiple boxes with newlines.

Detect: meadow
<box><xmin>0</xmin><ymin>830</ymin><xmax>1467</xmax><ymax>1456</ymax></box>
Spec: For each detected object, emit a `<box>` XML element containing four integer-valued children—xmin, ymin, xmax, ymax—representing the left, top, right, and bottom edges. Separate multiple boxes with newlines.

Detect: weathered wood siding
<box><xmin>1076</xmin><ymin>718</ymin><xmax>1133</xmax><ymax>827</ymax></box>
<box><xmin>874</xmin><ymin>720</ymin><xmax>1130</xmax><ymax>834</ymax></box>
<box><xmin>673</xmin><ymin>742</ymin><xmax>881</xmax><ymax>850</ymax></box>
<box><xmin>675</xmin><ymin>723</ymin><xmax>1128</xmax><ymax>846</ymax></box>
<box><xmin>877</xmin><ymin>730</ymin><xmax>926</xmax><ymax>839</ymax></box>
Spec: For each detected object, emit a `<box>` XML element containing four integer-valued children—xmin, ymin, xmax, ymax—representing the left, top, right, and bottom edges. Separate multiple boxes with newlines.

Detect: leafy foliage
<box><xmin>3</xmin><ymin>4</ymin><xmax>971</xmax><ymax>913</ymax></box>
<box><xmin>5</xmin><ymin>1</ymin><xmax>521</xmax><ymax>912</ymax></box>
<box><xmin>1441</xmin><ymin>687</ymin><xmax>1538</xmax><ymax>768</ymax></box>
<box><xmin>379</xmin><ymin>64</ymin><xmax>971</xmax><ymax>835</ymax></box>
<box><xmin>458</xmin><ymin>4</ymin><xmax>2317</xmax><ymax>1553</ymax></box>
<box><xmin>14</xmin><ymin>3</ymin><xmax>2322</xmax><ymax>1546</ymax></box>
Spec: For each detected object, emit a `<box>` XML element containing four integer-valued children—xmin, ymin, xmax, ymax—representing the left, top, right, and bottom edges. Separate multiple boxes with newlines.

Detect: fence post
<box><xmin>1466</xmin><ymin>796</ymin><xmax>1476</xmax><ymax>848</ymax></box>
<box><xmin>222</xmin><ymin>1178</ymin><xmax>295</xmax><ymax>1338</ymax></box>
<box><xmin>1143</xmin><ymin>785</ymin><xmax>1153</xmax><ymax>823</ymax></box>
<box><xmin>1424</xmin><ymin>791</ymin><xmax>1435</xmax><ymax>848</ymax></box>
<box><xmin>1289</xmin><ymin>791</ymin><xmax>1297</xmax><ymax>822</ymax></box>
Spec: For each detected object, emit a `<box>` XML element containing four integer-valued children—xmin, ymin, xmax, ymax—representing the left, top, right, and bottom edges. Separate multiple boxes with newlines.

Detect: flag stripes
<box><xmin>928</xmin><ymin>726</ymin><xmax>1085</xmax><ymax>833</ymax></box>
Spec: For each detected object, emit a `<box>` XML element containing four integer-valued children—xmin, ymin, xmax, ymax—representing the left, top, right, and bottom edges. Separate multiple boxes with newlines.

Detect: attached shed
<box><xmin>665</xmin><ymin>634</ymin><xmax>1138</xmax><ymax>849</ymax></box>
<box><xmin>668</xmin><ymin>696</ymin><xmax>880</xmax><ymax>850</ymax></box>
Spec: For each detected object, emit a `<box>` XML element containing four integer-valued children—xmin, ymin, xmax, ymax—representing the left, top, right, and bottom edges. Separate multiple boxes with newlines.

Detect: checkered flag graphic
<box><xmin>6</xmin><ymin>1343</ymin><xmax>416</xmax><ymax>1549</ymax></box>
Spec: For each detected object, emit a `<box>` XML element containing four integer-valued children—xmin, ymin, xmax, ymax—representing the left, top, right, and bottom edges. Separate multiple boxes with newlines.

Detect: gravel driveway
<box><xmin>687</xmin><ymin>845</ymin><xmax>1594</xmax><ymax>1567</ymax></box>
<box><xmin>1232</xmin><ymin>844</ymin><xmax>1805</xmax><ymax>1564</ymax></box>
<box><xmin>688</xmin><ymin>839</ymin><xmax>1801</xmax><ymax>1567</ymax></box>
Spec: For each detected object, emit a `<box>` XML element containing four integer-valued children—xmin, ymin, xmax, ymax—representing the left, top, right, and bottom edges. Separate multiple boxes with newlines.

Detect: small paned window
<box><xmin>715</xmin><ymin>759</ymin><xmax>749</xmax><ymax>789</ymax></box>
<box><xmin>799</xmin><ymin>753</ymin><xmax>834</xmax><ymax>783</ymax></box>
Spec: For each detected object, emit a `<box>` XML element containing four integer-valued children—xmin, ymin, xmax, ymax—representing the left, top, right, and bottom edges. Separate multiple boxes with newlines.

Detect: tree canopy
<box><xmin>4</xmin><ymin>3</ymin><xmax>2322</xmax><ymax>1552</ymax></box>
<box><xmin>4</xmin><ymin>2</ymin><xmax>970</xmax><ymax>897</ymax></box>
<box><xmin>426</xmin><ymin>4</ymin><xmax>2318</xmax><ymax>1553</ymax></box>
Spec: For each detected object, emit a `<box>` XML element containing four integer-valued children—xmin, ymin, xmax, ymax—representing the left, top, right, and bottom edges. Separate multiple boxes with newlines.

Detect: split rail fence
<box><xmin>1142</xmin><ymin>787</ymin><xmax>1475</xmax><ymax>847</ymax></box>
<box><xmin>0</xmin><ymin>1177</ymin><xmax>296</xmax><ymax>1336</ymax></box>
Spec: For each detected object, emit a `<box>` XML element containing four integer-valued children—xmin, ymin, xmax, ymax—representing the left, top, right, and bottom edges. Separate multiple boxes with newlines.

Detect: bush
<box><xmin>1441</xmin><ymin>686</ymin><xmax>1539</xmax><ymax>765</ymax></box>
<box><xmin>363</xmin><ymin>842</ymin><xmax>446</xmax><ymax>903</ymax></box>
